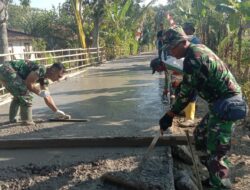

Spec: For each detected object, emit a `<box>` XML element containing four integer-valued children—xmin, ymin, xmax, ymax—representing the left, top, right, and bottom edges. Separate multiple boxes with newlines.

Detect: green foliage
<box><xmin>19</xmin><ymin>0</ymin><xmax>30</xmax><ymax>7</ymax></box>
<box><xmin>45</xmin><ymin>53</ymin><xmax>54</xmax><ymax>65</ymax></box>
<box><xmin>32</xmin><ymin>38</ymin><xmax>47</xmax><ymax>51</ymax></box>
<box><xmin>239</xmin><ymin>1</ymin><xmax>250</xmax><ymax>17</ymax></box>
<box><xmin>8</xmin><ymin>3</ymin><xmax>78</xmax><ymax>50</ymax></box>
<box><xmin>215</xmin><ymin>4</ymin><xmax>238</xmax><ymax>14</ymax></box>
<box><xmin>7</xmin><ymin>0</ymin><xmax>249</xmax><ymax>73</ymax></box>
<box><xmin>241</xmin><ymin>81</ymin><xmax>250</xmax><ymax>107</ymax></box>
<box><xmin>241</xmin><ymin>36</ymin><xmax>250</xmax><ymax>65</ymax></box>
<box><xmin>98</xmin><ymin>0</ymin><xmax>153</xmax><ymax>58</ymax></box>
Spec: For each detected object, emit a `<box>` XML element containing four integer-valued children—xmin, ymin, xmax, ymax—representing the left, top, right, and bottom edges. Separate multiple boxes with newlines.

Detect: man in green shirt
<box><xmin>0</xmin><ymin>60</ymin><xmax>70</xmax><ymax>124</ymax></box>
<box><xmin>156</xmin><ymin>26</ymin><xmax>248</xmax><ymax>189</ymax></box>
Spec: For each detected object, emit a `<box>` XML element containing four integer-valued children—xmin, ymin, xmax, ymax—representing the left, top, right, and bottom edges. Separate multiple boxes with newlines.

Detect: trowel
<box><xmin>36</xmin><ymin>114</ymin><xmax>89</xmax><ymax>123</ymax></box>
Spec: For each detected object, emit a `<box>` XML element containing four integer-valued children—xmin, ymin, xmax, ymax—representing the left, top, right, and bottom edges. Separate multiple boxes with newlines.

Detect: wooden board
<box><xmin>0</xmin><ymin>135</ymin><xmax>193</xmax><ymax>149</ymax></box>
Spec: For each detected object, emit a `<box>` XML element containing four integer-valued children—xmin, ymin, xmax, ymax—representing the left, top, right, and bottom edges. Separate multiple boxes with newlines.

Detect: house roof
<box><xmin>7</xmin><ymin>29</ymin><xmax>35</xmax><ymax>41</ymax></box>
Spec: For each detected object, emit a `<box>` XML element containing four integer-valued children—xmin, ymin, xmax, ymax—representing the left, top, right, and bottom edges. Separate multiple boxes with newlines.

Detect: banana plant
<box><xmin>103</xmin><ymin>0</ymin><xmax>155</xmax><ymax>48</ymax></box>
<box><xmin>215</xmin><ymin>0</ymin><xmax>250</xmax><ymax>74</ymax></box>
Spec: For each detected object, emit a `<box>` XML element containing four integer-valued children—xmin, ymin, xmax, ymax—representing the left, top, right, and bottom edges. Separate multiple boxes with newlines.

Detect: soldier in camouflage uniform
<box><xmin>158</xmin><ymin>26</ymin><xmax>248</xmax><ymax>189</ymax></box>
<box><xmin>0</xmin><ymin>60</ymin><xmax>70</xmax><ymax>124</ymax></box>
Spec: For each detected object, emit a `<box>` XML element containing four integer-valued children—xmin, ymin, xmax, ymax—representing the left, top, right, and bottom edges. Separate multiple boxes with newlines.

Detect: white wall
<box><xmin>8</xmin><ymin>40</ymin><xmax>35</xmax><ymax>60</ymax></box>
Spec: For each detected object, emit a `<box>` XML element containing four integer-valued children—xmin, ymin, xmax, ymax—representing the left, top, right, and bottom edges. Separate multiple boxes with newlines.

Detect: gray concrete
<box><xmin>0</xmin><ymin>54</ymin><xmax>169</xmax><ymax>140</ymax></box>
<box><xmin>0</xmin><ymin>55</ymin><xmax>175</xmax><ymax>190</ymax></box>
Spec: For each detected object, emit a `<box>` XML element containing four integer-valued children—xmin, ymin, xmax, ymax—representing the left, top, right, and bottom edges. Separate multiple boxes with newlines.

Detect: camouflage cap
<box><xmin>164</xmin><ymin>25</ymin><xmax>188</xmax><ymax>50</ymax></box>
<box><xmin>150</xmin><ymin>57</ymin><xmax>162</xmax><ymax>74</ymax></box>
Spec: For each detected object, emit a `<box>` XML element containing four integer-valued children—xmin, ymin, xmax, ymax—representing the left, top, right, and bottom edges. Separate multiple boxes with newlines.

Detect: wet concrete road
<box><xmin>0</xmin><ymin>55</ymin><xmax>175</xmax><ymax>190</ymax></box>
<box><xmin>0</xmin><ymin>54</ymin><xmax>247</xmax><ymax>189</ymax></box>
<box><xmin>0</xmin><ymin>54</ymin><xmax>169</xmax><ymax>140</ymax></box>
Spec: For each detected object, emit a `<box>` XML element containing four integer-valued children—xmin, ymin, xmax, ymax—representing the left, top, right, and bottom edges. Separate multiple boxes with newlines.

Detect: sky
<box><xmin>12</xmin><ymin>0</ymin><xmax>66</xmax><ymax>10</ymax></box>
<box><xmin>12</xmin><ymin>0</ymin><xmax>168</xmax><ymax>10</ymax></box>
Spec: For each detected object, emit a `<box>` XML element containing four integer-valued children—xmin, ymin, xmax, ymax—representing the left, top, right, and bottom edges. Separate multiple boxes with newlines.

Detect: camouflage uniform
<box><xmin>0</xmin><ymin>60</ymin><xmax>47</xmax><ymax>122</ymax></box>
<box><xmin>164</xmin><ymin>26</ymin><xmax>248</xmax><ymax>189</ymax></box>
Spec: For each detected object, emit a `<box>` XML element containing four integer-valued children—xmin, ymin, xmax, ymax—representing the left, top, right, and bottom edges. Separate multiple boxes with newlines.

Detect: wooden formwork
<box><xmin>0</xmin><ymin>135</ymin><xmax>192</xmax><ymax>149</ymax></box>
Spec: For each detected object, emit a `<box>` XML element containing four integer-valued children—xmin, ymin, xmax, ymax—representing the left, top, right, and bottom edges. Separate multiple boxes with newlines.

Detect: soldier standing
<box><xmin>156</xmin><ymin>23</ymin><xmax>165</xmax><ymax>60</ymax></box>
<box><xmin>179</xmin><ymin>22</ymin><xmax>201</xmax><ymax>127</ymax></box>
<box><xmin>158</xmin><ymin>26</ymin><xmax>248</xmax><ymax>189</ymax></box>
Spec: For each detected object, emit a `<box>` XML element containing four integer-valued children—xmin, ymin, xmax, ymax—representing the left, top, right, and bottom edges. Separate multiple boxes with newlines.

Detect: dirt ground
<box><xmin>171</xmin><ymin>99</ymin><xmax>250</xmax><ymax>190</ymax></box>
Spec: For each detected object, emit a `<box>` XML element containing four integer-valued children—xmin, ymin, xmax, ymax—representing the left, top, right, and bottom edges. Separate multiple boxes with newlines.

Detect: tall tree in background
<box><xmin>81</xmin><ymin>0</ymin><xmax>109</xmax><ymax>48</ymax></box>
<box><xmin>19</xmin><ymin>0</ymin><xmax>30</xmax><ymax>7</ymax></box>
<box><xmin>0</xmin><ymin>0</ymin><xmax>30</xmax><ymax>62</ymax></box>
<box><xmin>0</xmin><ymin>0</ymin><xmax>9</xmax><ymax>62</ymax></box>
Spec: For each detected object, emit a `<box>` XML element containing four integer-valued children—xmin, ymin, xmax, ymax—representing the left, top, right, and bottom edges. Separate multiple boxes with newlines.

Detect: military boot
<box><xmin>20</xmin><ymin>105</ymin><xmax>35</xmax><ymax>125</ymax></box>
<box><xmin>9</xmin><ymin>98</ymin><xmax>20</xmax><ymax>123</ymax></box>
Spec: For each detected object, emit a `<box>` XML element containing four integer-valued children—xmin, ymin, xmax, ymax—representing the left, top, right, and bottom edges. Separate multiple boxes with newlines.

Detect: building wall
<box><xmin>8</xmin><ymin>39</ymin><xmax>35</xmax><ymax>60</ymax></box>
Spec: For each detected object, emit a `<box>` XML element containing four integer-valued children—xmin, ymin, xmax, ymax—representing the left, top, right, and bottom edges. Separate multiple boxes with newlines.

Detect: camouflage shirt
<box><xmin>9</xmin><ymin>60</ymin><xmax>48</xmax><ymax>86</ymax></box>
<box><xmin>171</xmin><ymin>44</ymin><xmax>241</xmax><ymax>114</ymax></box>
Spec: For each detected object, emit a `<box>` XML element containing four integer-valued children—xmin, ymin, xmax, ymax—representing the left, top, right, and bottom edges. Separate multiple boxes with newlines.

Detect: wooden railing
<box><xmin>0</xmin><ymin>47</ymin><xmax>106</xmax><ymax>99</ymax></box>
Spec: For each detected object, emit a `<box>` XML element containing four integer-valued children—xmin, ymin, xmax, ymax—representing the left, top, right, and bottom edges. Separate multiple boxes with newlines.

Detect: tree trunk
<box><xmin>92</xmin><ymin>17</ymin><xmax>100</xmax><ymax>48</ymax></box>
<box><xmin>243</xmin><ymin>66</ymin><xmax>250</xmax><ymax>81</ymax></box>
<box><xmin>0</xmin><ymin>0</ymin><xmax>9</xmax><ymax>63</ymax></box>
<box><xmin>237</xmin><ymin>17</ymin><xmax>243</xmax><ymax>74</ymax></box>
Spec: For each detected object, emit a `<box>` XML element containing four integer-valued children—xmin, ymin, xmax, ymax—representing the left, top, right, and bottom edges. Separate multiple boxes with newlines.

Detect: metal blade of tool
<box><xmin>34</xmin><ymin>118</ymin><xmax>89</xmax><ymax>123</ymax></box>
<box><xmin>48</xmin><ymin>118</ymin><xmax>89</xmax><ymax>122</ymax></box>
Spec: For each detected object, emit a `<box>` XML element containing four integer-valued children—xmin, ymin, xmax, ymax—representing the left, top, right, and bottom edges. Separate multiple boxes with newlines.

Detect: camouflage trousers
<box><xmin>0</xmin><ymin>63</ymin><xmax>33</xmax><ymax>122</ymax></box>
<box><xmin>0</xmin><ymin>63</ymin><xmax>33</xmax><ymax>106</ymax></box>
<box><xmin>194</xmin><ymin>112</ymin><xmax>233</xmax><ymax>189</ymax></box>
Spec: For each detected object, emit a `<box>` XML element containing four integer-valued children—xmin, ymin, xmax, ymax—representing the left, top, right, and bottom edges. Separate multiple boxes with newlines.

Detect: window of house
<box><xmin>24</xmin><ymin>43</ymin><xmax>31</xmax><ymax>59</ymax></box>
<box><xmin>24</xmin><ymin>43</ymin><xmax>30</xmax><ymax>52</ymax></box>
<box><xmin>9</xmin><ymin>43</ymin><xmax>15</xmax><ymax>60</ymax></box>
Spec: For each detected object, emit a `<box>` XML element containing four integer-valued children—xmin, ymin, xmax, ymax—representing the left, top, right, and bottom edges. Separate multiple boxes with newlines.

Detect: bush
<box><xmin>241</xmin><ymin>81</ymin><xmax>250</xmax><ymax>108</ymax></box>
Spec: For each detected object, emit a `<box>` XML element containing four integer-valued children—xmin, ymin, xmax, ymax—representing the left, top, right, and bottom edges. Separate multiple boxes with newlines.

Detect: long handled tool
<box><xmin>139</xmin><ymin>131</ymin><xmax>161</xmax><ymax>165</ymax></box>
<box><xmin>101</xmin><ymin>131</ymin><xmax>162</xmax><ymax>189</ymax></box>
<box><xmin>185</xmin><ymin>130</ymin><xmax>203</xmax><ymax>190</ymax></box>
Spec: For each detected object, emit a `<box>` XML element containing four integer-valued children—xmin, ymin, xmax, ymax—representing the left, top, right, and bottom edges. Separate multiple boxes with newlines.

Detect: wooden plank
<box><xmin>0</xmin><ymin>135</ymin><xmax>192</xmax><ymax>149</ymax></box>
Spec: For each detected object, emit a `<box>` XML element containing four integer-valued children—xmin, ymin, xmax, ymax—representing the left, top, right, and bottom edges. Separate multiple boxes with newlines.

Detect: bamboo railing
<box><xmin>0</xmin><ymin>47</ymin><xmax>106</xmax><ymax>100</ymax></box>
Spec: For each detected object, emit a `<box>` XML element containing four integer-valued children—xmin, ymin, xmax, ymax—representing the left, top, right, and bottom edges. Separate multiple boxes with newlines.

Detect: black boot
<box><xmin>202</xmin><ymin>178</ymin><xmax>213</xmax><ymax>188</ymax></box>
